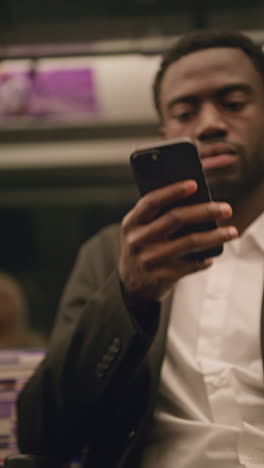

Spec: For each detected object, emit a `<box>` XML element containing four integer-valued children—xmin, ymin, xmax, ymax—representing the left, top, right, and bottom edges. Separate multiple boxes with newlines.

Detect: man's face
<box><xmin>159</xmin><ymin>47</ymin><xmax>264</xmax><ymax>202</ymax></box>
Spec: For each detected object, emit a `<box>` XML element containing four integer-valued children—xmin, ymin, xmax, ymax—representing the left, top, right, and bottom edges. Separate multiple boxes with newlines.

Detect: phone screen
<box><xmin>130</xmin><ymin>139</ymin><xmax>223</xmax><ymax>260</ymax></box>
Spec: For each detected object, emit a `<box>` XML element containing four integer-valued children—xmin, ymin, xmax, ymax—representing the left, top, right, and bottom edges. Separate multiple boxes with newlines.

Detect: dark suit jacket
<box><xmin>16</xmin><ymin>223</ymin><xmax>264</xmax><ymax>468</ymax></box>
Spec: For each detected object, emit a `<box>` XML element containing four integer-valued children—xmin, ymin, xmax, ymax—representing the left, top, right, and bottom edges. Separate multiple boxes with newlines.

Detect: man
<box><xmin>17</xmin><ymin>29</ymin><xmax>264</xmax><ymax>467</ymax></box>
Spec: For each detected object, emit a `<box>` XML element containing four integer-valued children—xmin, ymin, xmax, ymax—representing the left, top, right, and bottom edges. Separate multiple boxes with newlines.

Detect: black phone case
<box><xmin>130</xmin><ymin>140</ymin><xmax>223</xmax><ymax>261</ymax></box>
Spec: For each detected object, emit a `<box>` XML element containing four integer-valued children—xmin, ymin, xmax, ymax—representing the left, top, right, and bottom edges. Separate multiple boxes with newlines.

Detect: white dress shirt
<box><xmin>141</xmin><ymin>212</ymin><xmax>264</xmax><ymax>468</ymax></box>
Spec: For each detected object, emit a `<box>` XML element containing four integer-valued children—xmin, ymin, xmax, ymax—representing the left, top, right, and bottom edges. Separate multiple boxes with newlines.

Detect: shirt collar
<box><xmin>240</xmin><ymin>211</ymin><xmax>264</xmax><ymax>254</ymax></box>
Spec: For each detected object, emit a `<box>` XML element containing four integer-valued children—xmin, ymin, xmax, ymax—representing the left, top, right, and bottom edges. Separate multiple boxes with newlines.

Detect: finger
<box><xmin>162</xmin><ymin>257</ymin><xmax>214</xmax><ymax>278</ymax></box>
<box><xmin>176</xmin><ymin>226</ymin><xmax>238</xmax><ymax>258</ymax></box>
<box><xmin>128</xmin><ymin>201</ymin><xmax>232</xmax><ymax>249</ymax></box>
<box><xmin>140</xmin><ymin>225</ymin><xmax>238</xmax><ymax>268</ymax></box>
<box><xmin>122</xmin><ymin>179</ymin><xmax>197</xmax><ymax>232</ymax></box>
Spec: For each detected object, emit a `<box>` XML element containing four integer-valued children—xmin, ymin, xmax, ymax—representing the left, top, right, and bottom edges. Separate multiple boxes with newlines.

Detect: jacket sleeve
<box><xmin>16</xmin><ymin>224</ymin><xmax>160</xmax><ymax>461</ymax></box>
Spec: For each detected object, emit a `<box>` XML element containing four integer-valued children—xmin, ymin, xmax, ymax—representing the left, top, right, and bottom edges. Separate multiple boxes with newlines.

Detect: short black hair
<box><xmin>153</xmin><ymin>29</ymin><xmax>264</xmax><ymax>117</ymax></box>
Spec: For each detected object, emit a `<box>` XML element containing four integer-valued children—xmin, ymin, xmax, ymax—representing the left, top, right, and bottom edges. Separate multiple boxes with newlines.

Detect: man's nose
<box><xmin>194</xmin><ymin>103</ymin><xmax>228</xmax><ymax>142</ymax></box>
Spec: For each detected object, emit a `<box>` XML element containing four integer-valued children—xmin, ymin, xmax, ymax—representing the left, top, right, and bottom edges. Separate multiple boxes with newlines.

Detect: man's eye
<box><xmin>173</xmin><ymin>111</ymin><xmax>195</xmax><ymax>122</ymax></box>
<box><xmin>224</xmin><ymin>101</ymin><xmax>247</xmax><ymax>111</ymax></box>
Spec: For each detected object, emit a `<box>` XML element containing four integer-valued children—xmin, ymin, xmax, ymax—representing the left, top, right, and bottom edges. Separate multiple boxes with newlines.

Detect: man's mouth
<box><xmin>199</xmin><ymin>143</ymin><xmax>238</xmax><ymax>171</ymax></box>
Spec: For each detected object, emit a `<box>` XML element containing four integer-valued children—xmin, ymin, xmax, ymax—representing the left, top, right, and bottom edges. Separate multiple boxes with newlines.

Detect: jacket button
<box><xmin>113</xmin><ymin>337</ymin><xmax>121</xmax><ymax>347</ymax></box>
<box><xmin>109</xmin><ymin>337</ymin><xmax>121</xmax><ymax>354</ymax></box>
<box><xmin>102</xmin><ymin>353</ymin><xmax>113</xmax><ymax>365</ymax></box>
<box><xmin>128</xmin><ymin>429</ymin><xmax>136</xmax><ymax>440</ymax></box>
<box><xmin>96</xmin><ymin>363</ymin><xmax>105</xmax><ymax>378</ymax></box>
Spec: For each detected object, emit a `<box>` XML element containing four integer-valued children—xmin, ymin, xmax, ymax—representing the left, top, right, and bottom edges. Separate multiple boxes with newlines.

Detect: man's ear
<box><xmin>159</xmin><ymin>125</ymin><xmax>166</xmax><ymax>138</ymax></box>
<box><xmin>159</xmin><ymin>125</ymin><xmax>170</xmax><ymax>139</ymax></box>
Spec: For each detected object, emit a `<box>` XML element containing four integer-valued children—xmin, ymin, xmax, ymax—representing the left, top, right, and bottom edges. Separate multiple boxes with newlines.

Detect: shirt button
<box><xmin>248</xmin><ymin>451</ymin><xmax>263</xmax><ymax>463</ymax></box>
<box><xmin>216</xmin><ymin>375</ymin><xmax>228</xmax><ymax>387</ymax></box>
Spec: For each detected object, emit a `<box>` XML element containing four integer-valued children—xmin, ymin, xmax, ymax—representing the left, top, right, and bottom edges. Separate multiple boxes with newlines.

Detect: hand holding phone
<box><xmin>130</xmin><ymin>138</ymin><xmax>223</xmax><ymax>261</ymax></box>
<box><xmin>118</xmin><ymin>139</ymin><xmax>237</xmax><ymax>302</ymax></box>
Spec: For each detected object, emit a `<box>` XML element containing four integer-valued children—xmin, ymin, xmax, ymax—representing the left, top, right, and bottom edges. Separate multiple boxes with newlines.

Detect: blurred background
<box><xmin>0</xmin><ymin>0</ymin><xmax>264</xmax><ymax>341</ymax></box>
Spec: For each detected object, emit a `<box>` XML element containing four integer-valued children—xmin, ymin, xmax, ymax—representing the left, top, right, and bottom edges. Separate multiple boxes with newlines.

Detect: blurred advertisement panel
<box><xmin>0</xmin><ymin>58</ymin><xmax>99</xmax><ymax>123</ymax></box>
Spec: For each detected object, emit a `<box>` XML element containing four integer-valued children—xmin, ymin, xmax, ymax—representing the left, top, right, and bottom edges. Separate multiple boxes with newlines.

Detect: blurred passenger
<box><xmin>0</xmin><ymin>272</ymin><xmax>46</xmax><ymax>349</ymax></box>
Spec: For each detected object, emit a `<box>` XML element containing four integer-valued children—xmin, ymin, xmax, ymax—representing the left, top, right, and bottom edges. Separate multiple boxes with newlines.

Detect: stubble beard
<box><xmin>207</xmin><ymin>147</ymin><xmax>264</xmax><ymax>205</ymax></box>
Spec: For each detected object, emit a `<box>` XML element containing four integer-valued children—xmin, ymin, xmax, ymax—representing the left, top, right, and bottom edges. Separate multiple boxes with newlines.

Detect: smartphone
<box><xmin>130</xmin><ymin>138</ymin><xmax>223</xmax><ymax>261</ymax></box>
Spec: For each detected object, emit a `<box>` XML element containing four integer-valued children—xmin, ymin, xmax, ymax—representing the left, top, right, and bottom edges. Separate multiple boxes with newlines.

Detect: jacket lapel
<box><xmin>148</xmin><ymin>292</ymin><xmax>173</xmax><ymax>397</ymax></box>
<box><xmin>261</xmin><ymin>287</ymin><xmax>264</xmax><ymax>373</ymax></box>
